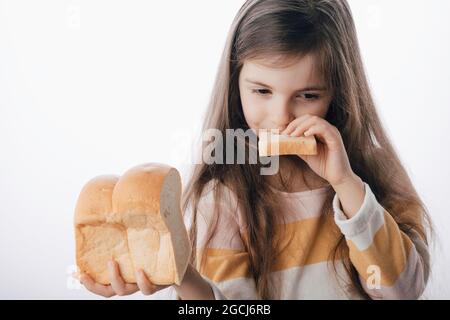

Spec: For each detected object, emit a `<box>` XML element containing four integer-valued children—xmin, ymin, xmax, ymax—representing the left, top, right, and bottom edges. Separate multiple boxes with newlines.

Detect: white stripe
<box><xmin>194</xmin><ymin>261</ymin><xmax>365</xmax><ymax>300</ymax></box>
<box><xmin>333</xmin><ymin>182</ymin><xmax>386</xmax><ymax>251</ymax></box>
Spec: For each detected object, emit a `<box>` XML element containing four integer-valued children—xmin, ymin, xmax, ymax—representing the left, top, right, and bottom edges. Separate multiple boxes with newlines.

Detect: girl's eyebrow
<box><xmin>244</xmin><ymin>78</ymin><xmax>327</xmax><ymax>92</ymax></box>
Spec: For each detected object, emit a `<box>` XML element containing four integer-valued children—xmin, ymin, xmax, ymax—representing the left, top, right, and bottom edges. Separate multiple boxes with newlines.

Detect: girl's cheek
<box><xmin>293</xmin><ymin>100</ymin><xmax>330</xmax><ymax>119</ymax></box>
<box><xmin>242</xmin><ymin>100</ymin><xmax>266</xmax><ymax>130</ymax></box>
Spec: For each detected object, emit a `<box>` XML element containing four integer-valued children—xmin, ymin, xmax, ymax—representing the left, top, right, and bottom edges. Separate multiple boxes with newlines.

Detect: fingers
<box><xmin>135</xmin><ymin>269</ymin><xmax>170</xmax><ymax>295</ymax></box>
<box><xmin>78</xmin><ymin>262</ymin><xmax>168</xmax><ymax>297</ymax></box>
<box><xmin>108</xmin><ymin>260</ymin><xmax>139</xmax><ymax>296</ymax></box>
<box><xmin>80</xmin><ymin>273</ymin><xmax>115</xmax><ymax>298</ymax></box>
<box><xmin>303</xmin><ymin>123</ymin><xmax>342</xmax><ymax>149</ymax></box>
<box><xmin>282</xmin><ymin>114</ymin><xmax>317</xmax><ymax>136</ymax></box>
<box><xmin>281</xmin><ymin>115</ymin><xmax>341</xmax><ymax>147</ymax></box>
<box><xmin>291</xmin><ymin>116</ymin><xmax>324</xmax><ymax>137</ymax></box>
<box><xmin>304</xmin><ymin>123</ymin><xmax>327</xmax><ymax>139</ymax></box>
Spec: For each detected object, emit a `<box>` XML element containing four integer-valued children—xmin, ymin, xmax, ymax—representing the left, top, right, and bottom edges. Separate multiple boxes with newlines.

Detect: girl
<box><xmin>80</xmin><ymin>0</ymin><xmax>431</xmax><ymax>299</ymax></box>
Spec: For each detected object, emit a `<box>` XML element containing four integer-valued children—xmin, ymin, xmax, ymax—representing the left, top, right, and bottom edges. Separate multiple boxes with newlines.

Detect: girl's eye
<box><xmin>297</xmin><ymin>93</ymin><xmax>320</xmax><ymax>101</ymax></box>
<box><xmin>252</xmin><ymin>89</ymin><xmax>271</xmax><ymax>96</ymax></box>
<box><xmin>251</xmin><ymin>89</ymin><xmax>320</xmax><ymax>100</ymax></box>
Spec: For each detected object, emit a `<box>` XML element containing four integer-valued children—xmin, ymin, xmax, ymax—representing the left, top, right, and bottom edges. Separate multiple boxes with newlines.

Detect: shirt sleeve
<box><xmin>333</xmin><ymin>182</ymin><xmax>430</xmax><ymax>299</ymax></box>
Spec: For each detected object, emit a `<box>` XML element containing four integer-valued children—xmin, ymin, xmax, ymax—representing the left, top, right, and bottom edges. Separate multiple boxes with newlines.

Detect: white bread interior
<box><xmin>74</xmin><ymin>163</ymin><xmax>191</xmax><ymax>286</ymax></box>
<box><xmin>258</xmin><ymin>131</ymin><xmax>317</xmax><ymax>156</ymax></box>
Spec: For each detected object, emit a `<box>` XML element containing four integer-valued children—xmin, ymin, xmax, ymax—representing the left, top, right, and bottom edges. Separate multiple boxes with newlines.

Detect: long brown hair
<box><xmin>181</xmin><ymin>0</ymin><xmax>432</xmax><ymax>299</ymax></box>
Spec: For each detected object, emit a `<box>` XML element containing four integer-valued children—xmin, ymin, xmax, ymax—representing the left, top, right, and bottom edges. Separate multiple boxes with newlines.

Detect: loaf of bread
<box><xmin>74</xmin><ymin>163</ymin><xmax>191</xmax><ymax>286</ymax></box>
<box><xmin>258</xmin><ymin>130</ymin><xmax>317</xmax><ymax>156</ymax></box>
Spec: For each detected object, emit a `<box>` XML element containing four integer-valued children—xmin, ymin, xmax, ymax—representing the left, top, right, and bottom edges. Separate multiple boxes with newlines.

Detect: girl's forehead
<box><xmin>246</xmin><ymin>53</ymin><xmax>308</xmax><ymax>69</ymax></box>
<box><xmin>242</xmin><ymin>53</ymin><xmax>325</xmax><ymax>83</ymax></box>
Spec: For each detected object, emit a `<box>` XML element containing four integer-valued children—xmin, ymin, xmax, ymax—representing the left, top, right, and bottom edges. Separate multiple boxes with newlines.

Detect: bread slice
<box><xmin>258</xmin><ymin>130</ymin><xmax>318</xmax><ymax>156</ymax></box>
<box><xmin>74</xmin><ymin>163</ymin><xmax>191</xmax><ymax>286</ymax></box>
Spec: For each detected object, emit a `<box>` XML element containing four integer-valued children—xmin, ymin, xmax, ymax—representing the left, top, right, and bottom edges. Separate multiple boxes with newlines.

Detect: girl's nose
<box><xmin>271</xmin><ymin>100</ymin><xmax>294</xmax><ymax>131</ymax></box>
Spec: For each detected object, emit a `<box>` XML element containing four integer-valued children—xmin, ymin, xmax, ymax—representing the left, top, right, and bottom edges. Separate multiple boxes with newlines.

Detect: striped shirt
<box><xmin>160</xmin><ymin>179</ymin><xmax>429</xmax><ymax>300</ymax></box>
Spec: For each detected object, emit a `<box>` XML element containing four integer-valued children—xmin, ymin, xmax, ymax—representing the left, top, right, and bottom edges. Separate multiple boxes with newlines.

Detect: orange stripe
<box><xmin>197</xmin><ymin>249</ymin><xmax>252</xmax><ymax>282</ymax></box>
<box><xmin>271</xmin><ymin>212</ymin><xmax>342</xmax><ymax>271</ymax></box>
<box><xmin>347</xmin><ymin>211</ymin><xmax>413</xmax><ymax>286</ymax></box>
<box><xmin>198</xmin><ymin>213</ymin><xmax>342</xmax><ymax>282</ymax></box>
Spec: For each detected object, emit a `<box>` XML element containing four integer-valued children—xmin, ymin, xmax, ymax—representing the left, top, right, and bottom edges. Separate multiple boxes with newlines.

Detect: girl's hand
<box><xmin>281</xmin><ymin>114</ymin><xmax>355</xmax><ymax>187</ymax></box>
<box><xmin>76</xmin><ymin>260</ymin><xmax>169</xmax><ymax>298</ymax></box>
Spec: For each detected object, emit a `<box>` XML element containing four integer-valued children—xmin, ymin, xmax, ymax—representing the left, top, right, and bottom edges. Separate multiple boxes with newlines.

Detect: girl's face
<box><xmin>238</xmin><ymin>53</ymin><xmax>333</xmax><ymax>136</ymax></box>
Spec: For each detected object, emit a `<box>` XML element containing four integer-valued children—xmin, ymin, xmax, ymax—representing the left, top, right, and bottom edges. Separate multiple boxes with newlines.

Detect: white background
<box><xmin>0</xmin><ymin>0</ymin><xmax>449</xmax><ymax>299</ymax></box>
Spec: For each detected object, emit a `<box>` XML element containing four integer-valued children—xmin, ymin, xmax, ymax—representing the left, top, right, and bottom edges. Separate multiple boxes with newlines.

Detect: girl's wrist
<box><xmin>330</xmin><ymin>170</ymin><xmax>357</xmax><ymax>189</ymax></box>
<box><xmin>173</xmin><ymin>263</ymin><xmax>215</xmax><ymax>300</ymax></box>
<box><xmin>331</xmin><ymin>172</ymin><xmax>365</xmax><ymax>219</ymax></box>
